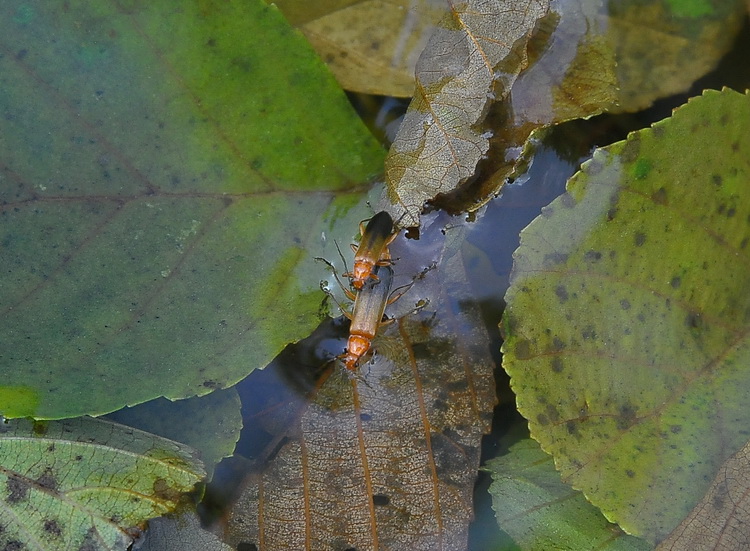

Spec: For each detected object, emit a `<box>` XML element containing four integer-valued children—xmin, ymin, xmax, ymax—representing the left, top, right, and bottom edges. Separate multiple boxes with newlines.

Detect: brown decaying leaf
<box><xmin>381</xmin><ymin>0</ymin><xmax>550</xmax><ymax>227</ymax></box>
<box><xmin>656</xmin><ymin>439</ymin><xmax>750</xmax><ymax>551</ymax></box>
<box><xmin>223</xmin><ymin>218</ymin><xmax>496</xmax><ymax>550</ymax></box>
<box><xmin>285</xmin><ymin>0</ymin><xmax>446</xmax><ymax>97</ymax></box>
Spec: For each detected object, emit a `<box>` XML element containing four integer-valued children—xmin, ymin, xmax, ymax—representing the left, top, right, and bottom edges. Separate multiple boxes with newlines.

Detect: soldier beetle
<box><xmin>343</xmin><ymin>211</ymin><xmax>398</xmax><ymax>291</ymax></box>
<box><xmin>339</xmin><ymin>264</ymin><xmax>395</xmax><ymax>371</ymax></box>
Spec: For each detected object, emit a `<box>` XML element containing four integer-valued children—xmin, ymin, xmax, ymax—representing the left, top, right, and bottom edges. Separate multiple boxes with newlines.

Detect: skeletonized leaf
<box><xmin>224</xmin><ymin>216</ymin><xmax>496</xmax><ymax>550</ymax></box>
<box><xmin>656</xmin><ymin>439</ymin><xmax>750</xmax><ymax>550</ymax></box>
<box><xmin>0</xmin><ymin>416</ymin><xmax>205</xmax><ymax>551</ymax></box>
<box><xmin>138</xmin><ymin>512</ymin><xmax>232</xmax><ymax>551</ymax></box>
<box><xmin>381</xmin><ymin>0</ymin><xmax>550</xmax><ymax>227</ymax></box>
<box><xmin>502</xmin><ymin>88</ymin><xmax>750</xmax><ymax>542</ymax></box>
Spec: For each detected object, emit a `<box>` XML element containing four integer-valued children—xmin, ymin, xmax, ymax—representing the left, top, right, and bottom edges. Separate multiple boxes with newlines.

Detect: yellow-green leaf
<box><xmin>502</xmin><ymin>88</ymin><xmax>750</xmax><ymax>542</ymax></box>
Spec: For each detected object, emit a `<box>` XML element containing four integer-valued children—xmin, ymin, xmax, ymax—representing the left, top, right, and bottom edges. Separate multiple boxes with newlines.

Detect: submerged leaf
<box><xmin>656</xmin><ymin>439</ymin><xmax>750</xmax><ymax>551</ymax></box>
<box><xmin>381</xmin><ymin>0</ymin><xmax>550</xmax><ymax>226</ymax></box>
<box><xmin>0</xmin><ymin>416</ymin><xmax>204</xmax><ymax>550</ymax></box>
<box><xmin>276</xmin><ymin>0</ymin><xmax>445</xmax><ymax>97</ymax></box>
<box><xmin>224</xmin><ymin>215</ymin><xmax>496</xmax><ymax>550</ymax></box>
<box><xmin>0</xmin><ymin>1</ymin><xmax>384</xmax><ymax>419</ymax></box>
<box><xmin>138</xmin><ymin>511</ymin><xmax>232</xmax><ymax>551</ymax></box>
<box><xmin>487</xmin><ymin>439</ymin><xmax>650</xmax><ymax>550</ymax></box>
<box><xmin>105</xmin><ymin>388</ymin><xmax>242</xmax><ymax>479</ymax></box>
<box><xmin>502</xmin><ymin>88</ymin><xmax>750</xmax><ymax>541</ymax></box>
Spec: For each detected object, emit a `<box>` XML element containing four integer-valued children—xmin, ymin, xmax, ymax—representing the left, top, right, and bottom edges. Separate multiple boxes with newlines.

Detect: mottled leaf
<box><xmin>138</xmin><ymin>511</ymin><xmax>231</xmax><ymax>551</ymax></box>
<box><xmin>0</xmin><ymin>1</ymin><xmax>384</xmax><ymax>419</ymax></box>
<box><xmin>487</xmin><ymin>439</ymin><xmax>651</xmax><ymax>550</ymax></box>
<box><xmin>276</xmin><ymin>0</ymin><xmax>445</xmax><ymax>97</ymax></box>
<box><xmin>502</xmin><ymin>88</ymin><xmax>750</xmax><ymax>542</ymax></box>
<box><xmin>223</xmin><ymin>214</ymin><xmax>496</xmax><ymax>550</ymax></box>
<box><xmin>656</xmin><ymin>439</ymin><xmax>750</xmax><ymax>550</ymax></box>
<box><xmin>0</xmin><ymin>416</ymin><xmax>204</xmax><ymax>551</ymax></box>
<box><xmin>105</xmin><ymin>387</ymin><xmax>242</xmax><ymax>479</ymax></box>
<box><xmin>381</xmin><ymin>0</ymin><xmax>550</xmax><ymax>227</ymax></box>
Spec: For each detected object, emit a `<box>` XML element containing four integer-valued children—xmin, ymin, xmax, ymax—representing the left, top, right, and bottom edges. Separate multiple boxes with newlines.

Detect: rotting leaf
<box><xmin>502</xmin><ymin>88</ymin><xmax>750</xmax><ymax>542</ymax></box>
<box><xmin>380</xmin><ymin>0</ymin><xmax>550</xmax><ymax>227</ymax></box>
<box><xmin>0</xmin><ymin>1</ymin><xmax>384</xmax><ymax>419</ymax></box>
<box><xmin>138</xmin><ymin>511</ymin><xmax>232</xmax><ymax>551</ymax></box>
<box><xmin>0</xmin><ymin>416</ymin><xmax>205</xmax><ymax>551</ymax></box>
<box><xmin>656</xmin><ymin>439</ymin><xmax>750</xmax><ymax>551</ymax></box>
<box><xmin>275</xmin><ymin>0</ymin><xmax>446</xmax><ymax>97</ymax></box>
<box><xmin>104</xmin><ymin>387</ymin><xmax>242</xmax><ymax>480</ymax></box>
<box><xmin>487</xmin><ymin>439</ymin><xmax>651</xmax><ymax>551</ymax></box>
<box><xmin>223</xmin><ymin>215</ymin><xmax>496</xmax><ymax>550</ymax></box>
<box><xmin>382</xmin><ymin>0</ymin><xmax>746</xmax><ymax>225</ymax></box>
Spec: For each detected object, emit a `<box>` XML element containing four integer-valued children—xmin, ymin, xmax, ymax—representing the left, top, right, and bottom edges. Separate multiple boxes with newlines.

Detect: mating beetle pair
<box><xmin>337</xmin><ymin>211</ymin><xmax>401</xmax><ymax>372</ymax></box>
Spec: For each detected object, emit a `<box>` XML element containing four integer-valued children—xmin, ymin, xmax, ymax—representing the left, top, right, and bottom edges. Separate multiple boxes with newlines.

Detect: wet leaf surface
<box><xmin>0</xmin><ymin>1</ymin><xmax>384</xmax><ymax>419</ymax></box>
<box><xmin>381</xmin><ymin>0</ymin><xmax>746</xmax><ymax>225</ymax></box>
<box><xmin>502</xmin><ymin>88</ymin><xmax>750</xmax><ymax>542</ymax></box>
<box><xmin>487</xmin><ymin>438</ymin><xmax>651</xmax><ymax>550</ymax></box>
<box><xmin>381</xmin><ymin>0</ymin><xmax>550</xmax><ymax>227</ymax></box>
<box><xmin>0</xmin><ymin>416</ymin><xmax>204</xmax><ymax>551</ymax></box>
<box><xmin>275</xmin><ymin>0</ymin><xmax>445</xmax><ymax>97</ymax></box>
<box><xmin>138</xmin><ymin>511</ymin><xmax>232</xmax><ymax>551</ymax></box>
<box><xmin>104</xmin><ymin>387</ymin><xmax>242</xmax><ymax>480</ymax></box>
<box><xmin>223</xmin><ymin>215</ymin><xmax>496</xmax><ymax>550</ymax></box>
<box><xmin>656</xmin><ymin>439</ymin><xmax>750</xmax><ymax>551</ymax></box>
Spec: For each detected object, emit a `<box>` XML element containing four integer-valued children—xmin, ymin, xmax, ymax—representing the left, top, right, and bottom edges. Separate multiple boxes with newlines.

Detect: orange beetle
<box><xmin>343</xmin><ymin>211</ymin><xmax>398</xmax><ymax>290</ymax></box>
<box><xmin>340</xmin><ymin>264</ymin><xmax>394</xmax><ymax>371</ymax></box>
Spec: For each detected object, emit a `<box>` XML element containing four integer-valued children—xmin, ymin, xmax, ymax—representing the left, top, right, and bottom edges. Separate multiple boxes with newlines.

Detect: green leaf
<box><xmin>0</xmin><ymin>1</ymin><xmax>385</xmax><ymax>419</ymax></box>
<box><xmin>502</xmin><ymin>88</ymin><xmax>750</xmax><ymax>542</ymax></box>
<box><xmin>487</xmin><ymin>439</ymin><xmax>652</xmax><ymax>550</ymax></box>
<box><xmin>104</xmin><ymin>387</ymin><xmax>242</xmax><ymax>480</ymax></box>
<box><xmin>0</xmin><ymin>416</ymin><xmax>204</xmax><ymax>550</ymax></box>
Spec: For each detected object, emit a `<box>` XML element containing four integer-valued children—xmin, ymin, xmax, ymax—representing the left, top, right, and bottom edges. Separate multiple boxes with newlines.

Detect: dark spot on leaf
<box><xmin>546</xmin><ymin>404</ymin><xmax>561</xmax><ymax>422</ymax></box>
<box><xmin>711</xmin><ymin>174</ymin><xmax>722</xmax><ymax>186</ymax></box>
<box><xmin>670</xmin><ymin>277</ymin><xmax>681</xmax><ymax>288</ymax></box>
<box><xmin>634</xmin><ymin>232</ymin><xmax>646</xmax><ymax>247</ymax></box>
<box><xmin>727</xmin><ymin>207</ymin><xmax>736</xmax><ymax>218</ymax></box>
<box><xmin>360</xmin><ymin>413</ymin><xmax>372</xmax><ymax>422</ymax></box>
<box><xmin>36</xmin><ymin>468</ymin><xmax>58</xmax><ymax>491</ymax></box>
<box><xmin>620</xmin><ymin>136</ymin><xmax>640</xmax><ymax>162</ymax></box>
<box><xmin>16</xmin><ymin>49</ymin><xmax>28</xmax><ymax>61</ymax></box>
<box><xmin>32</xmin><ymin>421</ymin><xmax>48</xmax><ymax>436</ymax></box>
<box><xmin>652</xmin><ymin>125</ymin><xmax>665</xmax><ymax>138</ymax></box>
<box><xmin>620</xmin><ymin>299</ymin><xmax>631</xmax><ymax>310</ymax></box>
<box><xmin>566</xmin><ymin>421</ymin><xmax>578</xmax><ymax>435</ymax></box>
<box><xmin>543</xmin><ymin>252</ymin><xmax>568</xmax><ymax>266</ymax></box>
<box><xmin>6</xmin><ymin>478</ymin><xmax>28</xmax><ymax>504</ymax></box>
<box><xmin>536</xmin><ymin>414</ymin><xmax>549</xmax><ymax>426</ymax></box>
<box><xmin>251</xmin><ymin>157</ymin><xmax>263</xmax><ymax>170</ymax></box>
<box><xmin>584</xmin><ymin>250</ymin><xmax>602</xmax><ymax>262</ymax></box>
<box><xmin>607</xmin><ymin>208</ymin><xmax>617</xmax><ymax>221</ymax></box>
<box><xmin>637</xmin><ymin>313</ymin><xmax>646</xmax><ymax>322</ymax></box>
<box><xmin>152</xmin><ymin>478</ymin><xmax>180</xmax><ymax>503</ymax></box>
<box><xmin>581</xmin><ymin>327</ymin><xmax>597</xmax><ymax>340</ymax></box>
<box><xmin>43</xmin><ymin>519</ymin><xmax>62</xmax><ymax>537</ymax></box>
<box><xmin>372</xmin><ymin>494</ymin><xmax>390</xmax><ymax>506</ymax></box>
<box><xmin>586</xmin><ymin>158</ymin><xmax>604</xmax><ymax>175</ymax></box>
<box><xmin>616</xmin><ymin>403</ymin><xmax>638</xmax><ymax>430</ymax></box>
<box><xmin>75</xmin><ymin>455</ymin><xmax>83</xmax><ymax>461</ymax></box>
<box><xmin>741</xmin><ymin>237</ymin><xmax>748</xmax><ymax>250</ymax></box>
<box><xmin>552</xmin><ymin>337</ymin><xmax>565</xmax><ymax>351</ymax></box>
<box><xmin>685</xmin><ymin>311</ymin><xmax>704</xmax><ymax>330</ymax></box>
<box><xmin>514</xmin><ymin>339</ymin><xmax>532</xmax><ymax>360</ymax></box>
<box><xmin>560</xmin><ymin>193</ymin><xmax>575</xmax><ymax>208</ymax></box>
<box><xmin>670</xmin><ymin>425</ymin><xmax>682</xmax><ymax>433</ymax></box>
<box><xmin>625</xmin><ymin>469</ymin><xmax>635</xmax><ymax>478</ymax></box>
<box><xmin>47</xmin><ymin>444</ymin><xmax>55</xmax><ymax>452</ymax></box>
<box><xmin>3</xmin><ymin>541</ymin><xmax>23</xmax><ymax>551</ymax></box>
<box><xmin>237</xmin><ymin>544</ymin><xmax>259</xmax><ymax>551</ymax></box>
<box><xmin>551</xmin><ymin>357</ymin><xmax>564</xmax><ymax>373</ymax></box>
<box><xmin>651</xmin><ymin>187</ymin><xmax>668</xmax><ymax>205</ymax></box>
<box><xmin>202</xmin><ymin>380</ymin><xmax>219</xmax><ymax>388</ymax></box>
<box><xmin>555</xmin><ymin>285</ymin><xmax>568</xmax><ymax>302</ymax></box>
